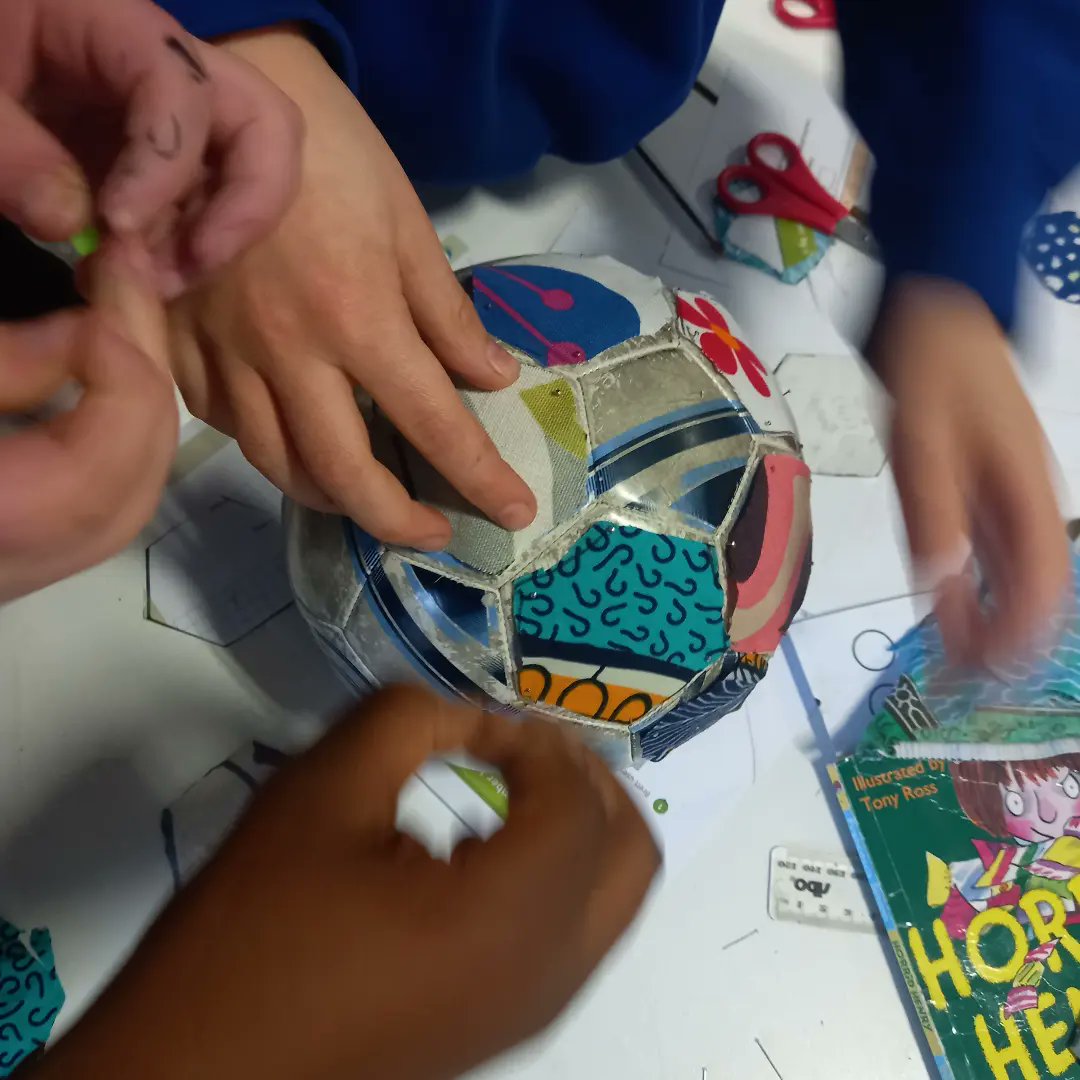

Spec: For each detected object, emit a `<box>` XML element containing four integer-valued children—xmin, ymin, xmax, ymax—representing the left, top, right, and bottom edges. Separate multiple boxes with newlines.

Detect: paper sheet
<box><xmin>799</xmin><ymin>468</ymin><xmax>917</xmax><ymax>618</ymax></box>
<box><xmin>142</xmin><ymin>425</ymin><xmax>292</xmax><ymax>646</ymax></box>
<box><xmin>774</xmin><ymin>353</ymin><xmax>887</xmax><ymax>477</ymax></box>
<box><xmin>787</xmin><ymin>595</ymin><xmax>929</xmax><ymax>754</ymax></box>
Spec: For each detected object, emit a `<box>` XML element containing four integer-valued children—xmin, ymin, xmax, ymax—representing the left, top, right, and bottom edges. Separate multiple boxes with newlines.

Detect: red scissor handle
<box><xmin>715</xmin><ymin>132</ymin><xmax>849</xmax><ymax>234</ymax></box>
<box><xmin>773</xmin><ymin>0</ymin><xmax>836</xmax><ymax>30</ymax></box>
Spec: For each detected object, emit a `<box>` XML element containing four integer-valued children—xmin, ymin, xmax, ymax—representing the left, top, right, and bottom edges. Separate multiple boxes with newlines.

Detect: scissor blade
<box><xmin>832</xmin><ymin>214</ymin><xmax>879</xmax><ymax>260</ymax></box>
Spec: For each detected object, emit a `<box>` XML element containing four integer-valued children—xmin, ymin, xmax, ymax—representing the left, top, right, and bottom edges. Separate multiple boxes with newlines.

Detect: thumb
<box><xmin>84</xmin><ymin>238</ymin><xmax>170</xmax><ymax>374</ymax></box>
<box><xmin>0</xmin><ymin>94</ymin><xmax>92</xmax><ymax>241</ymax></box>
<box><xmin>296</xmin><ymin>686</ymin><xmax>488</xmax><ymax>836</ymax></box>
<box><xmin>890</xmin><ymin>411</ymin><xmax>978</xmax><ymax>664</ymax></box>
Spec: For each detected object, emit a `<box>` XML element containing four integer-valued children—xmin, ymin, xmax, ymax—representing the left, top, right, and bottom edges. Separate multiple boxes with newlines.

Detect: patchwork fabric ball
<box><xmin>286</xmin><ymin>255</ymin><xmax>811</xmax><ymax>766</ymax></box>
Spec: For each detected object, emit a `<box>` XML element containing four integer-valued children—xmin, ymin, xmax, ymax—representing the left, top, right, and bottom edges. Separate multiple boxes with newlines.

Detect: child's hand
<box><xmin>167</xmin><ymin>27</ymin><xmax>536</xmax><ymax>549</ymax></box>
<box><xmin>1</xmin><ymin>0</ymin><xmax>303</xmax><ymax>296</ymax></box>
<box><xmin>34</xmin><ymin>687</ymin><xmax>660</xmax><ymax>1080</ymax></box>
<box><xmin>0</xmin><ymin>241</ymin><xmax>177</xmax><ymax>602</ymax></box>
<box><xmin>874</xmin><ymin>278</ymin><xmax>1071</xmax><ymax>667</ymax></box>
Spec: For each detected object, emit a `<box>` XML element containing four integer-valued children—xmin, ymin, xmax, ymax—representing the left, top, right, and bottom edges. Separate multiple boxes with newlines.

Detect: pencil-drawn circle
<box><xmin>868</xmin><ymin>681</ymin><xmax>897</xmax><ymax>716</ymax></box>
<box><xmin>852</xmin><ymin>629</ymin><xmax>896</xmax><ymax>672</ymax></box>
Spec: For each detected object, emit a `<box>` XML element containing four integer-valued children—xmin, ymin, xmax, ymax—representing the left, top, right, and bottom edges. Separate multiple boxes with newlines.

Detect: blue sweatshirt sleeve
<box><xmin>838</xmin><ymin>0</ymin><xmax>1079</xmax><ymax>329</ymax></box>
<box><xmin>155</xmin><ymin>0</ymin><xmax>358</xmax><ymax>91</ymax></box>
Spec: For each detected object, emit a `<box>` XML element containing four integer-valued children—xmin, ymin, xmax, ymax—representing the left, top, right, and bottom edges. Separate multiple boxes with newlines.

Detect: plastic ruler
<box><xmin>768</xmin><ymin>845</ymin><xmax>879</xmax><ymax>933</ymax></box>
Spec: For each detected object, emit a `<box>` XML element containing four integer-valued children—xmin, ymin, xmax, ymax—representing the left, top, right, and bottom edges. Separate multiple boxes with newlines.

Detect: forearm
<box><xmin>152</xmin><ymin>0</ymin><xmax>357</xmax><ymax>89</ymax></box>
<box><xmin>838</xmin><ymin>0</ymin><xmax>1077</xmax><ymax>330</ymax></box>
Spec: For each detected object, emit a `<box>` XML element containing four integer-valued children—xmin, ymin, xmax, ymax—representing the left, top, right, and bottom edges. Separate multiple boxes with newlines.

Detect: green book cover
<box><xmin>836</xmin><ymin>690</ymin><xmax>1080</xmax><ymax>1079</ymax></box>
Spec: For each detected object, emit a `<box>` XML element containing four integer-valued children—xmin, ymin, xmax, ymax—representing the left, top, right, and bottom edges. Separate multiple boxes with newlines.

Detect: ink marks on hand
<box><xmin>164</xmin><ymin>35</ymin><xmax>209</xmax><ymax>84</ymax></box>
<box><xmin>147</xmin><ymin>114</ymin><xmax>183</xmax><ymax>160</ymax></box>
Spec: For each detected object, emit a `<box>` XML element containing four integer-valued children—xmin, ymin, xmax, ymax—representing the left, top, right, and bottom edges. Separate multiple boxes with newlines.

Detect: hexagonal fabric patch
<box><xmin>470</xmin><ymin>262</ymin><xmax>641</xmax><ymax>366</ymax></box>
<box><xmin>400</xmin><ymin>365</ymin><xmax>591</xmax><ymax>577</ymax></box>
<box><xmin>675</xmin><ymin>291</ymin><xmax>795</xmax><ymax>436</ymax></box>
<box><xmin>579</xmin><ymin>347</ymin><xmax>758</xmax><ymax>509</ymax></box>
<box><xmin>726</xmin><ymin>454</ymin><xmax>812</xmax><ymax>654</ymax></box>
<box><xmin>512</xmin><ymin>521</ymin><xmax>728</xmax><ymax>723</ymax></box>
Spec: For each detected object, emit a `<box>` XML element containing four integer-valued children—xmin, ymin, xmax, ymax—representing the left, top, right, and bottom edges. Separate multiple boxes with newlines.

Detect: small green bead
<box><xmin>71</xmin><ymin>226</ymin><xmax>100</xmax><ymax>258</ymax></box>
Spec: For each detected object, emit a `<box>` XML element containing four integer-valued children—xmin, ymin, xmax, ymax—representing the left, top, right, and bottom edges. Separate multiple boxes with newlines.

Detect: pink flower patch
<box><xmin>677</xmin><ymin>295</ymin><xmax>771</xmax><ymax>398</ymax></box>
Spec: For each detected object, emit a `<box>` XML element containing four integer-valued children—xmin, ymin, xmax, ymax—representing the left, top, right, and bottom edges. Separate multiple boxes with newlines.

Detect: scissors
<box><xmin>773</xmin><ymin>0</ymin><xmax>836</xmax><ymax>30</ymax></box>
<box><xmin>715</xmin><ymin>132</ymin><xmax>877</xmax><ymax>258</ymax></box>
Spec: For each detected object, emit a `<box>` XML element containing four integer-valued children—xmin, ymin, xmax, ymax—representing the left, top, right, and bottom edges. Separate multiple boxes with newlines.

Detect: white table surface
<box><xmin>2</xmin><ymin>1</ymin><xmax>1079</xmax><ymax>1077</ymax></box>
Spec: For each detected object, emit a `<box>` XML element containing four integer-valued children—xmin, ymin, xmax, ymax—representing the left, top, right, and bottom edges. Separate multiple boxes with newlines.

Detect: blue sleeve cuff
<box><xmin>837</xmin><ymin>0</ymin><xmax>1051</xmax><ymax>331</ymax></box>
<box><xmin>156</xmin><ymin>0</ymin><xmax>358</xmax><ymax>92</ymax></box>
<box><xmin>868</xmin><ymin>159</ymin><xmax>1041</xmax><ymax>332</ymax></box>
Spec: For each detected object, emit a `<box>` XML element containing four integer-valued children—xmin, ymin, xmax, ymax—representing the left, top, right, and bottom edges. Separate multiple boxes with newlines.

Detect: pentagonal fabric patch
<box><xmin>580</xmin><ymin>347</ymin><xmax>758</xmax><ymax>508</ymax></box>
<box><xmin>468</xmin><ymin>262</ymin><xmax>641</xmax><ymax>366</ymax></box>
<box><xmin>635</xmin><ymin>651</ymin><xmax>768</xmax><ymax>762</ymax></box>
<box><xmin>675</xmin><ymin>291</ymin><xmax>795</xmax><ymax>436</ymax></box>
<box><xmin>400</xmin><ymin>366</ymin><xmax>590</xmax><ymax>577</ymax></box>
<box><xmin>669</xmin><ymin>459</ymin><xmax>748</xmax><ymax>530</ymax></box>
<box><xmin>512</xmin><ymin>521</ymin><xmax>728</xmax><ymax>723</ymax></box>
<box><xmin>727</xmin><ymin>453</ymin><xmax>812</xmax><ymax>654</ymax></box>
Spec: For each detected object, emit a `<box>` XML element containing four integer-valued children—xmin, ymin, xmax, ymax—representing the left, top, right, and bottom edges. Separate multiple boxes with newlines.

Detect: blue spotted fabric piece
<box><xmin>637</xmin><ymin>652</ymin><xmax>767</xmax><ymax>763</ymax></box>
<box><xmin>0</xmin><ymin>920</ymin><xmax>64</xmax><ymax>1076</ymax></box>
<box><xmin>1020</xmin><ymin>212</ymin><xmax>1080</xmax><ymax>303</ymax></box>
<box><xmin>469</xmin><ymin>265</ymin><xmax>640</xmax><ymax>366</ymax></box>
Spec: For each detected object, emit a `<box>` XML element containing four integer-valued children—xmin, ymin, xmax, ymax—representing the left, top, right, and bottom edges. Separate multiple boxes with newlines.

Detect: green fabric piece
<box><xmin>776</xmin><ymin>218</ymin><xmax>821</xmax><ymax>269</ymax></box>
<box><xmin>519</xmin><ymin>379</ymin><xmax>587</xmax><ymax>460</ymax></box>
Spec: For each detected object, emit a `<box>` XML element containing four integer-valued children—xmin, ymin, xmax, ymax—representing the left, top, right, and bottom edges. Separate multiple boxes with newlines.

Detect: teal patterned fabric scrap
<box><xmin>893</xmin><ymin>551</ymin><xmax>1080</xmax><ymax>730</ymax></box>
<box><xmin>0</xmin><ymin>919</ymin><xmax>64</xmax><ymax>1076</ymax></box>
<box><xmin>513</xmin><ymin>522</ymin><xmax>728</xmax><ymax>677</ymax></box>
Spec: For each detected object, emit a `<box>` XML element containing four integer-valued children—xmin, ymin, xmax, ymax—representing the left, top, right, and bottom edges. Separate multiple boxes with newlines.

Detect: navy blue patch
<box><xmin>470</xmin><ymin>264</ymin><xmax>639</xmax><ymax>366</ymax></box>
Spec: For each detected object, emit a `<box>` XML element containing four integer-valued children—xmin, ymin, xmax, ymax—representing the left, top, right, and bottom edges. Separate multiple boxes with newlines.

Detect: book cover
<box><xmin>834</xmin><ymin>564</ymin><xmax>1080</xmax><ymax>1079</ymax></box>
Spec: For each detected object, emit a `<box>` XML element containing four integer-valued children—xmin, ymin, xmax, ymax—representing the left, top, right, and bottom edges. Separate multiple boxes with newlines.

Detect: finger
<box><xmin>181</xmin><ymin>50</ymin><xmax>304</xmax><ymax>279</ymax></box>
<box><xmin>890</xmin><ymin>416</ymin><xmax>975</xmax><ymax>664</ymax></box>
<box><xmin>34</xmin><ymin>4</ymin><xmax>215</xmax><ymax>236</ymax></box>
<box><xmin>85</xmin><ymin>238</ymin><xmax>169</xmax><ymax>370</ymax></box>
<box><xmin>357</xmin><ymin>322</ymin><xmax>537</xmax><ymax>532</ymax></box>
<box><xmin>976</xmin><ymin>440</ymin><xmax>1070</xmax><ymax>666</ymax></box>
<box><xmin>934</xmin><ymin>572</ymin><xmax>983</xmax><ymax>671</ymax></box>
<box><xmin>0</xmin><ymin>311</ymin><xmax>86</xmax><ymax>410</ymax></box>
<box><xmin>397</xmin><ymin>217</ymin><xmax>519</xmax><ymax>390</ymax></box>
<box><xmin>0</xmin><ymin>95</ymin><xmax>91</xmax><ymax>241</ymax></box>
<box><xmin>273</xmin><ymin>362</ymin><xmax>454</xmax><ymax>548</ymax></box>
<box><xmin>455</xmin><ymin>717</ymin><xmax>609</xmax><ymax>907</ymax></box>
<box><xmin>0</xmin><ymin>291</ymin><xmax>176</xmax><ymax>592</ymax></box>
<box><xmin>579</xmin><ymin>774</ymin><xmax>661</xmax><ymax>964</ymax></box>
<box><xmin>233</xmin><ymin>374</ymin><xmax>338</xmax><ymax>513</ymax></box>
<box><xmin>97</xmin><ymin>61</ymin><xmax>213</xmax><ymax>236</ymax></box>
<box><xmin>299</xmin><ymin>686</ymin><xmax>489</xmax><ymax>833</ymax></box>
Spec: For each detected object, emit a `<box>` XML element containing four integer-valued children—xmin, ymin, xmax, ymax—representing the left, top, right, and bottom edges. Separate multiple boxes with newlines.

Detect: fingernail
<box><xmin>416</xmin><ymin>532</ymin><xmax>452</xmax><ymax>552</ymax></box>
<box><xmin>107</xmin><ymin>206</ymin><xmax>137</xmax><ymax>233</ymax></box>
<box><xmin>20</xmin><ymin>165</ymin><xmax>91</xmax><ymax>236</ymax></box>
<box><xmin>487</xmin><ymin>341</ymin><xmax>518</xmax><ymax>380</ymax></box>
<box><xmin>499</xmin><ymin>502</ymin><xmax>535</xmax><ymax>531</ymax></box>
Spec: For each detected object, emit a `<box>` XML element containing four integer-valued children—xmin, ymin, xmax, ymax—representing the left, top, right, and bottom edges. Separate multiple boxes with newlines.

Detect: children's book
<box><xmin>833</xmin><ymin>554</ymin><xmax>1080</xmax><ymax>1079</ymax></box>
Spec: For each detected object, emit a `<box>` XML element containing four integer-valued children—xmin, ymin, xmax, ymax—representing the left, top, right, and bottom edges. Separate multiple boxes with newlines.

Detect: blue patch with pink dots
<box><xmin>469</xmin><ymin>264</ymin><xmax>640</xmax><ymax>366</ymax></box>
